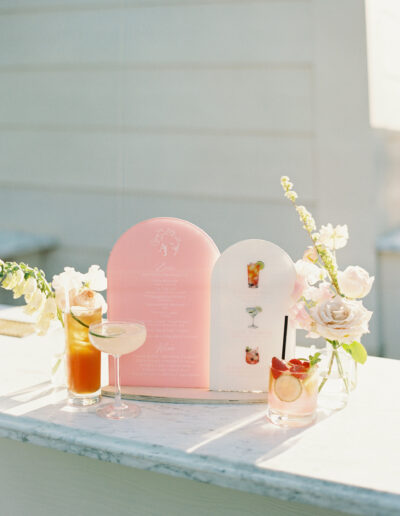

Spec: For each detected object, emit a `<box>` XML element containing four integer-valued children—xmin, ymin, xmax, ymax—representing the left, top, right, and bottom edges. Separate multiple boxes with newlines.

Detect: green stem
<box><xmin>334</xmin><ymin>349</ymin><xmax>350</xmax><ymax>394</ymax></box>
<box><xmin>283</xmin><ymin>194</ymin><xmax>342</xmax><ymax>296</ymax></box>
<box><xmin>319</xmin><ymin>347</ymin><xmax>335</xmax><ymax>393</ymax></box>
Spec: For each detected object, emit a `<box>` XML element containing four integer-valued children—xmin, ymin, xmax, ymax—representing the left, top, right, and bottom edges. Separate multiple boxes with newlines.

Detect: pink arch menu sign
<box><xmin>107</xmin><ymin>217</ymin><xmax>220</xmax><ymax>388</ymax></box>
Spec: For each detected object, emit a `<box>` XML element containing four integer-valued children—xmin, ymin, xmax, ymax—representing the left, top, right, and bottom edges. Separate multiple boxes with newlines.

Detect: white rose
<box><xmin>338</xmin><ymin>266</ymin><xmax>374</xmax><ymax>299</ymax></box>
<box><xmin>318</xmin><ymin>224</ymin><xmax>349</xmax><ymax>250</ymax></box>
<box><xmin>309</xmin><ymin>295</ymin><xmax>372</xmax><ymax>344</ymax></box>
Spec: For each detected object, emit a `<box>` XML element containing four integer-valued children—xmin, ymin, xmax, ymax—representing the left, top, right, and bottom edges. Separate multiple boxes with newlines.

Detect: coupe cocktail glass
<box><xmin>246</xmin><ymin>306</ymin><xmax>262</xmax><ymax>328</ymax></box>
<box><xmin>89</xmin><ymin>321</ymin><xmax>147</xmax><ymax>420</ymax></box>
<box><xmin>247</xmin><ymin>261</ymin><xmax>264</xmax><ymax>288</ymax></box>
<box><xmin>65</xmin><ymin>306</ymin><xmax>102</xmax><ymax>406</ymax></box>
<box><xmin>267</xmin><ymin>357</ymin><xmax>319</xmax><ymax>427</ymax></box>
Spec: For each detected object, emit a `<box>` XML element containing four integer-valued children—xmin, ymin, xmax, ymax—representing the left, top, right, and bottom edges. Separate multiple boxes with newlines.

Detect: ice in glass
<box><xmin>65</xmin><ymin>305</ymin><xmax>102</xmax><ymax>405</ymax></box>
<box><xmin>267</xmin><ymin>357</ymin><xmax>319</xmax><ymax>427</ymax></box>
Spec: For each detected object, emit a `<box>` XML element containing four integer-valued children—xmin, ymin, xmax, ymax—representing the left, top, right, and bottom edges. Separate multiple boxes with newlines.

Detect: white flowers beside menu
<box><xmin>281</xmin><ymin>176</ymin><xmax>373</xmax><ymax>399</ymax></box>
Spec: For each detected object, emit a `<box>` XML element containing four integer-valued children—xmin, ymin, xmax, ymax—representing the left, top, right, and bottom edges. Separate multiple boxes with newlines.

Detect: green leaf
<box><xmin>342</xmin><ymin>342</ymin><xmax>367</xmax><ymax>364</ymax></box>
<box><xmin>309</xmin><ymin>352</ymin><xmax>321</xmax><ymax>367</ymax></box>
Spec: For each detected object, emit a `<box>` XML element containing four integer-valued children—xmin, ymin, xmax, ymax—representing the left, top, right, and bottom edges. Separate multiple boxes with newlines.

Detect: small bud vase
<box><xmin>318</xmin><ymin>342</ymin><xmax>354</xmax><ymax>411</ymax></box>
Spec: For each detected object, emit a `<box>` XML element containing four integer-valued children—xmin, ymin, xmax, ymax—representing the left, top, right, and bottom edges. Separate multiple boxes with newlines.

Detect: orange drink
<box><xmin>65</xmin><ymin>306</ymin><xmax>102</xmax><ymax>405</ymax></box>
<box><xmin>247</xmin><ymin>261</ymin><xmax>264</xmax><ymax>288</ymax></box>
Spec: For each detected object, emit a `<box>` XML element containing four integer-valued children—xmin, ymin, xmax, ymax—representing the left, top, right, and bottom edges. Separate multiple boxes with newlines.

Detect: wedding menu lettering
<box><xmin>107</xmin><ymin>217</ymin><xmax>220</xmax><ymax>388</ymax></box>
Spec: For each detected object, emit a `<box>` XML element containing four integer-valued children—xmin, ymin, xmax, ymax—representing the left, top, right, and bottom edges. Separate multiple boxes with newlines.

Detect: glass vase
<box><xmin>318</xmin><ymin>342</ymin><xmax>354</xmax><ymax>411</ymax></box>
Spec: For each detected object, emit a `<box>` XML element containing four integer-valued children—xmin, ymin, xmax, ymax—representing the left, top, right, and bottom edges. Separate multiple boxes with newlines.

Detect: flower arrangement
<box><xmin>281</xmin><ymin>176</ymin><xmax>373</xmax><ymax>393</ymax></box>
<box><xmin>0</xmin><ymin>260</ymin><xmax>107</xmax><ymax>335</ymax></box>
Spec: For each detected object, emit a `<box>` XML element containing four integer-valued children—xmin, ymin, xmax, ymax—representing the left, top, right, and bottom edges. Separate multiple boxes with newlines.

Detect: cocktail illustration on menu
<box><xmin>245</xmin><ymin>346</ymin><xmax>260</xmax><ymax>365</ymax></box>
<box><xmin>247</xmin><ymin>261</ymin><xmax>264</xmax><ymax>288</ymax></box>
<box><xmin>246</xmin><ymin>306</ymin><xmax>262</xmax><ymax>328</ymax></box>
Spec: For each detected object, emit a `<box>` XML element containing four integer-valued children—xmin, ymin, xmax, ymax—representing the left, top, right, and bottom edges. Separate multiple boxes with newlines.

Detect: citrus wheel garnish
<box><xmin>256</xmin><ymin>261</ymin><xmax>265</xmax><ymax>270</ymax></box>
<box><xmin>274</xmin><ymin>374</ymin><xmax>302</xmax><ymax>402</ymax></box>
<box><xmin>70</xmin><ymin>310</ymin><xmax>90</xmax><ymax>328</ymax></box>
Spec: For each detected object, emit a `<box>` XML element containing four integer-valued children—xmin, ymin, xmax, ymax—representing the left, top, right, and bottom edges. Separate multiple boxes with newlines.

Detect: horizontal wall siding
<box><xmin>0</xmin><ymin>131</ymin><xmax>314</xmax><ymax>200</ymax></box>
<box><xmin>0</xmin><ymin>3</ymin><xmax>312</xmax><ymax>66</ymax></box>
<box><xmin>0</xmin><ymin>1</ymin><xmax>315</xmax><ymax>294</ymax></box>
<box><xmin>0</xmin><ymin>187</ymin><xmax>313</xmax><ymax>256</ymax></box>
<box><xmin>0</xmin><ymin>68</ymin><xmax>312</xmax><ymax>132</ymax></box>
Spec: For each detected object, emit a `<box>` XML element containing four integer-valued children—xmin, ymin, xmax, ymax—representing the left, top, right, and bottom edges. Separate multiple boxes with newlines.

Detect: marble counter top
<box><xmin>0</xmin><ymin>306</ymin><xmax>399</xmax><ymax>516</ymax></box>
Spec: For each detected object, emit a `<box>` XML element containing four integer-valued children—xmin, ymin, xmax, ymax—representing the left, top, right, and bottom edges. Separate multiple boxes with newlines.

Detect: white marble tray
<box><xmin>102</xmin><ymin>385</ymin><xmax>268</xmax><ymax>404</ymax></box>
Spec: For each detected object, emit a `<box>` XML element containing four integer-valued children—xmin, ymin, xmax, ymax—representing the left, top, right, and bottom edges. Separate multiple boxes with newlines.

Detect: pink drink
<box><xmin>267</xmin><ymin>357</ymin><xmax>319</xmax><ymax>427</ymax></box>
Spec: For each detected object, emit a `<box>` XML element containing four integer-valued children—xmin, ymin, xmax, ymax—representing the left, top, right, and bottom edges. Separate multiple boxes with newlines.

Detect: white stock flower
<box><xmin>36</xmin><ymin>297</ymin><xmax>57</xmax><ymax>335</ymax></box>
<box><xmin>303</xmin><ymin>246</ymin><xmax>319</xmax><ymax>264</ymax></box>
<box><xmin>24</xmin><ymin>289</ymin><xmax>45</xmax><ymax>315</ymax></box>
<box><xmin>23</xmin><ymin>276</ymin><xmax>37</xmax><ymax>298</ymax></box>
<box><xmin>52</xmin><ymin>267</ymin><xmax>84</xmax><ymax>294</ymax></box>
<box><xmin>318</xmin><ymin>224</ymin><xmax>349</xmax><ymax>250</ymax></box>
<box><xmin>338</xmin><ymin>266</ymin><xmax>374</xmax><ymax>299</ymax></box>
<box><xmin>295</xmin><ymin>259</ymin><xmax>326</xmax><ymax>286</ymax></box>
<box><xmin>13</xmin><ymin>277</ymin><xmax>27</xmax><ymax>299</ymax></box>
<box><xmin>309</xmin><ymin>295</ymin><xmax>372</xmax><ymax>344</ymax></box>
<box><xmin>83</xmin><ymin>265</ymin><xmax>107</xmax><ymax>291</ymax></box>
<box><xmin>2</xmin><ymin>269</ymin><xmax>24</xmax><ymax>290</ymax></box>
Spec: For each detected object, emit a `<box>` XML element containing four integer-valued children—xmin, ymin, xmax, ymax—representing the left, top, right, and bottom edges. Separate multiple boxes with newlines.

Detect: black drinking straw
<box><xmin>281</xmin><ymin>315</ymin><xmax>288</xmax><ymax>360</ymax></box>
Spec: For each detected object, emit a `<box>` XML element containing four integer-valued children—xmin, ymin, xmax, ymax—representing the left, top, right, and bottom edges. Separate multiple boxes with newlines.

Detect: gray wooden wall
<box><xmin>0</xmin><ymin>0</ymin><xmax>382</xmax><ymax>353</ymax></box>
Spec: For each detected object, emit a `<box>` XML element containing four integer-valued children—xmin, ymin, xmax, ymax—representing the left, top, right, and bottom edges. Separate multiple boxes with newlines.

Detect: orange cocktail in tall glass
<box><xmin>65</xmin><ymin>305</ymin><xmax>102</xmax><ymax>406</ymax></box>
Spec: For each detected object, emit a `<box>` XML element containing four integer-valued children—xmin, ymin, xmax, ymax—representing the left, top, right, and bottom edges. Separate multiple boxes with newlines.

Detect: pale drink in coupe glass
<box><xmin>247</xmin><ymin>261</ymin><xmax>264</xmax><ymax>288</ymax></box>
<box><xmin>89</xmin><ymin>321</ymin><xmax>147</xmax><ymax>420</ymax></box>
<box><xmin>267</xmin><ymin>357</ymin><xmax>319</xmax><ymax>427</ymax></box>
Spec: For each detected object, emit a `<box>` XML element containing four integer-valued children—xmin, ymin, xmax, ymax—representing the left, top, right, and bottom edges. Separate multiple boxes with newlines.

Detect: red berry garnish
<box><xmin>290</xmin><ymin>365</ymin><xmax>308</xmax><ymax>380</ymax></box>
<box><xmin>272</xmin><ymin>357</ymin><xmax>288</xmax><ymax>371</ymax></box>
<box><xmin>271</xmin><ymin>367</ymin><xmax>282</xmax><ymax>379</ymax></box>
<box><xmin>288</xmin><ymin>359</ymin><xmax>303</xmax><ymax>366</ymax></box>
<box><xmin>301</xmin><ymin>361</ymin><xmax>310</xmax><ymax>369</ymax></box>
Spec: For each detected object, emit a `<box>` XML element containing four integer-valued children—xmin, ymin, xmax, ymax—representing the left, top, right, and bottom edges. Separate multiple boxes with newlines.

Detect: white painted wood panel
<box><xmin>0</xmin><ymin>131</ymin><xmax>314</xmax><ymax>200</ymax></box>
<box><xmin>0</xmin><ymin>0</ymin><xmax>312</xmax><ymax>14</ymax></box>
<box><xmin>0</xmin><ymin>438</ymin><xmax>350</xmax><ymax>516</ymax></box>
<box><xmin>313</xmin><ymin>0</ymin><xmax>378</xmax><ymax>354</ymax></box>
<box><xmin>0</xmin><ymin>69</ymin><xmax>312</xmax><ymax>132</ymax></box>
<box><xmin>0</xmin><ymin>186</ymin><xmax>313</xmax><ymax>258</ymax></box>
<box><xmin>0</xmin><ymin>2</ymin><xmax>312</xmax><ymax>66</ymax></box>
<box><xmin>0</xmin><ymin>71</ymin><xmax>120</xmax><ymax>127</ymax></box>
<box><xmin>120</xmin><ymin>68</ymin><xmax>312</xmax><ymax>132</ymax></box>
<box><xmin>366</xmin><ymin>0</ymin><xmax>400</xmax><ymax>131</ymax></box>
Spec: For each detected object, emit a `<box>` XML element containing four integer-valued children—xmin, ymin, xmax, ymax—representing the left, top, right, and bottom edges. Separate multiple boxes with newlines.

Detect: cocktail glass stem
<box><xmin>114</xmin><ymin>354</ymin><xmax>122</xmax><ymax>409</ymax></box>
